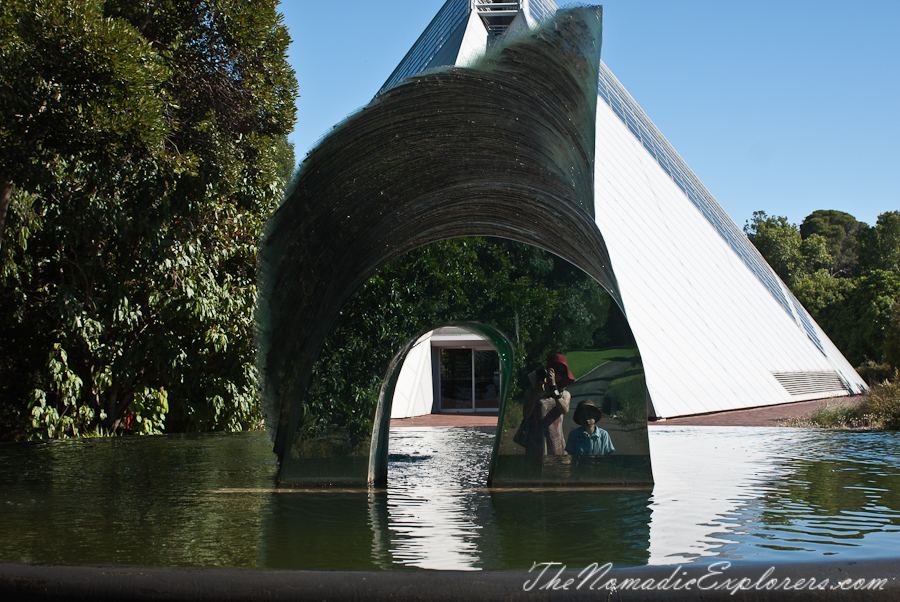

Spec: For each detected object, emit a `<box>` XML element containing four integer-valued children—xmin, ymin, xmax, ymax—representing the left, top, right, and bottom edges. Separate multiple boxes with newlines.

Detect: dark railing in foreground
<box><xmin>1</xmin><ymin>558</ymin><xmax>898</xmax><ymax>601</ymax></box>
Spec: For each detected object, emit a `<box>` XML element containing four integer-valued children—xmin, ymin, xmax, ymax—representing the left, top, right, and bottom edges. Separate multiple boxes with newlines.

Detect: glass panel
<box><xmin>473</xmin><ymin>350</ymin><xmax>500</xmax><ymax>409</ymax></box>
<box><xmin>491</xmin><ymin>296</ymin><xmax>652</xmax><ymax>487</ymax></box>
<box><xmin>275</xmin><ymin>237</ymin><xmax>651</xmax><ymax>488</ymax></box>
<box><xmin>441</xmin><ymin>348</ymin><xmax>473</xmax><ymax>411</ymax></box>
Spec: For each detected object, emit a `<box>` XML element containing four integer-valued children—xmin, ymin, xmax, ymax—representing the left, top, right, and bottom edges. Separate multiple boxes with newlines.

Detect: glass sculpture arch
<box><xmin>367</xmin><ymin>321</ymin><xmax>514</xmax><ymax>488</ymax></box>
<box><xmin>258</xmin><ymin>0</ymin><xmax>867</xmax><ymax>486</ymax></box>
<box><xmin>255</xmin><ymin>8</ymin><xmax>654</xmax><ymax>486</ymax></box>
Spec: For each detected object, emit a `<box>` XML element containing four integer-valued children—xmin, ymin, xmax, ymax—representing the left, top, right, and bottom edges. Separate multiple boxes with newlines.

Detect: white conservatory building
<box><xmin>387</xmin><ymin>0</ymin><xmax>865</xmax><ymax>420</ymax></box>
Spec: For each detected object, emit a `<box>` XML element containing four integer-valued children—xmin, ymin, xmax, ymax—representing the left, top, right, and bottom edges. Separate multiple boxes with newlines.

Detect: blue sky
<box><xmin>279</xmin><ymin>1</ymin><xmax>899</xmax><ymax>229</ymax></box>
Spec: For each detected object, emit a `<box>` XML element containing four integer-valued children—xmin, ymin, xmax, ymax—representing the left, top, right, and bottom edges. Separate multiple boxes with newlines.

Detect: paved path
<box><xmin>390</xmin><ymin>413</ymin><xmax>499</xmax><ymax>427</ymax></box>
<box><xmin>390</xmin><ymin>396</ymin><xmax>864</xmax><ymax>428</ymax></box>
<box><xmin>649</xmin><ymin>395</ymin><xmax>865</xmax><ymax>427</ymax></box>
<box><xmin>566</xmin><ymin>357</ymin><xmax>636</xmax><ymax>410</ymax></box>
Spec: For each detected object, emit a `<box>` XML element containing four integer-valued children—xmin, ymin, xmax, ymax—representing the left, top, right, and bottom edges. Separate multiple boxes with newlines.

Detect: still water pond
<box><xmin>1</xmin><ymin>426</ymin><xmax>898</xmax><ymax>570</ymax></box>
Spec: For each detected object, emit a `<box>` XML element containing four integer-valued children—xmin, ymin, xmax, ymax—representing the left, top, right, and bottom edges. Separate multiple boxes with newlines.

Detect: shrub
<box><xmin>860</xmin><ymin>376</ymin><xmax>900</xmax><ymax>431</ymax></box>
<box><xmin>857</xmin><ymin>361</ymin><xmax>894</xmax><ymax>384</ymax></box>
<box><xmin>806</xmin><ymin>400</ymin><xmax>864</xmax><ymax>428</ymax></box>
<box><xmin>604</xmin><ymin>372</ymin><xmax>646</xmax><ymax>427</ymax></box>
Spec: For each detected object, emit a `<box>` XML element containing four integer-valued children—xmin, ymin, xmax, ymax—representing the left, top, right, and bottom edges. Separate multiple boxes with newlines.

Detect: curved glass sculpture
<box><xmin>255</xmin><ymin>7</ymin><xmax>652</xmax><ymax>487</ymax></box>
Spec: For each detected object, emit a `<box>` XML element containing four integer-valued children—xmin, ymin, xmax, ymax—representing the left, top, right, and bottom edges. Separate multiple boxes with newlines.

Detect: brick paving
<box><xmin>649</xmin><ymin>395</ymin><xmax>865</xmax><ymax>427</ymax></box>
<box><xmin>390</xmin><ymin>413</ymin><xmax>498</xmax><ymax>427</ymax></box>
<box><xmin>389</xmin><ymin>396</ymin><xmax>865</xmax><ymax>428</ymax></box>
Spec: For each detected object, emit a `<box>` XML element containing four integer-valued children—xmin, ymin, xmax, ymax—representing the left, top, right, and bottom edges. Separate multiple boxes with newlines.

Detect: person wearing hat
<box><xmin>565</xmin><ymin>399</ymin><xmax>615</xmax><ymax>456</ymax></box>
<box><xmin>522</xmin><ymin>353</ymin><xmax>575</xmax><ymax>456</ymax></box>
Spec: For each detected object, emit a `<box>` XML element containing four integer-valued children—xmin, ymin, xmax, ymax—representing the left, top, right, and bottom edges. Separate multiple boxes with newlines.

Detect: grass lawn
<box><xmin>565</xmin><ymin>347</ymin><xmax>639</xmax><ymax>379</ymax></box>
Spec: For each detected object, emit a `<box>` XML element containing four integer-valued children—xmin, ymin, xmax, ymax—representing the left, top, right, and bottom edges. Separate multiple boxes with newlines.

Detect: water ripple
<box><xmin>1</xmin><ymin>427</ymin><xmax>899</xmax><ymax>569</ymax></box>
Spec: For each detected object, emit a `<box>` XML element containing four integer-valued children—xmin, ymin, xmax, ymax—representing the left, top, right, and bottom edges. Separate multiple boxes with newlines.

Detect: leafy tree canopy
<box><xmin>303</xmin><ymin>238</ymin><xmax>614</xmax><ymax>443</ymax></box>
<box><xmin>744</xmin><ymin>211</ymin><xmax>831</xmax><ymax>287</ymax></box>
<box><xmin>799</xmin><ymin>209</ymin><xmax>862</xmax><ymax>277</ymax></box>
<box><xmin>815</xmin><ymin>270</ymin><xmax>900</xmax><ymax>368</ymax></box>
<box><xmin>0</xmin><ymin>0</ymin><xmax>298</xmax><ymax>441</ymax></box>
<box><xmin>748</xmin><ymin>209</ymin><xmax>900</xmax><ymax>378</ymax></box>
<box><xmin>857</xmin><ymin>211</ymin><xmax>900</xmax><ymax>275</ymax></box>
<box><xmin>0</xmin><ymin>0</ymin><xmax>170</xmax><ymax>247</ymax></box>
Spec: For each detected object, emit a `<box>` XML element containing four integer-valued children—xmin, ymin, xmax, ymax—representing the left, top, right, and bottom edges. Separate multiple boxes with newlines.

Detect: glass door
<box><xmin>473</xmin><ymin>350</ymin><xmax>500</xmax><ymax>410</ymax></box>
<box><xmin>439</xmin><ymin>348</ymin><xmax>500</xmax><ymax>412</ymax></box>
<box><xmin>439</xmin><ymin>349</ymin><xmax>473</xmax><ymax>411</ymax></box>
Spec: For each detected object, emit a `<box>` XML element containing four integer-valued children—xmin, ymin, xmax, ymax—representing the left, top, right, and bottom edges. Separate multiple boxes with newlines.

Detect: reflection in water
<box><xmin>1</xmin><ymin>427</ymin><xmax>899</xmax><ymax>569</ymax></box>
<box><xmin>492</xmin><ymin>349</ymin><xmax>652</xmax><ymax>487</ymax></box>
<box><xmin>277</xmin><ymin>234</ymin><xmax>648</xmax><ymax>488</ymax></box>
<box><xmin>382</xmin><ymin>428</ymin><xmax>494</xmax><ymax>570</ymax></box>
<box><xmin>648</xmin><ymin>427</ymin><xmax>900</xmax><ymax>565</ymax></box>
<box><xmin>0</xmin><ymin>433</ymin><xmax>276</xmax><ymax>567</ymax></box>
<box><xmin>258</xmin><ymin>427</ymin><xmax>650</xmax><ymax>570</ymax></box>
<box><xmin>488</xmin><ymin>488</ymin><xmax>651</xmax><ymax>569</ymax></box>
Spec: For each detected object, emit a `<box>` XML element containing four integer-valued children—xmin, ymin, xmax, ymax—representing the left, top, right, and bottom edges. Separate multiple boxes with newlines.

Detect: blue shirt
<box><xmin>565</xmin><ymin>426</ymin><xmax>615</xmax><ymax>456</ymax></box>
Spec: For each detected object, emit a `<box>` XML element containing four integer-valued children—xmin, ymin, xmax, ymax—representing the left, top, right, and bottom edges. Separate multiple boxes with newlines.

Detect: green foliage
<box><xmin>784</xmin><ymin>375</ymin><xmax>900</xmax><ymax>431</ymax></box>
<box><xmin>603</xmin><ymin>371</ymin><xmax>645</xmax><ymax>427</ymax></box>
<box><xmin>883</xmin><ymin>308</ymin><xmax>900</xmax><ymax>374</ymax></box>
<box><xmin>849</xmin><ymin>271</ymin><xmax>900</xmax><ymax>366</ymax></box>
<box><xmin>592</xmin><ymin>297</ymin><xmax>635</xmax><ymax>348</ymax></box>
<box><xmin>807</xmin><ymin>401</ymin><xmax>863</xmax><ymax>428</ymax></box>
<box><xmin>860</xmin><ymin>376</ymin><xmax>900</xmax><ymax>431</ymax></box>
<box><xmin>745</xmin><ymin>212</ymin><xmax>801</xmax><ymax>284</ymax></box>
<box><xmin>0</xmin><ymin>0</ymin><xmax>170</xmax><ymax>190</ymax></box>
<box><xmin>807</xmin><ymin>270</ymin><xmax>900</xmax><ymax>368</ymax></box>
<box><xmin>302</xmin><ymin>238</ymin><xmax>613</xmax><ymax>441</ymax></box>
<box><xmin>778</xmin><ymin>376</ymin><xmax>900</xmax><ymax>432</ymax></box>
<box><xmin>836</xmin><ymin>212</ymin><xmax>900</xmax><ymax>371</ymax></box>
<box><xmin>799</xmin><ymin>234</ymin><xmax>833</xmax><ymax>275</ymax></box>
<box><xmin>856</xmin><ymin>361</ymin><xmax>894</xmax><ymax>384</ymax></box>
<box><xmin>780</xmin><ymin>400</ymin><xmax>876</xmax><ymax>430</ymax></box>
<box><xmin>0</xmin><ymin>0</ymin><xmax>297</xmax><ymax>440</ymax></box>
<box><xmin>744</xmin><ymin>211</ymin><xmax>833</xmax><ymax>287</ymax></box>
<box><xmin>792</xmin><ymin>269</ymin><xmax>854</xmax><ymax>318</ymax></box>
<box><xmin>799</xmin><ymin>210</ymin><xmax>862</xmax><ymax>277</ymax></box>
<box><xmin>857</xmin><ymin>211</ymin><xmax>900</xmax><ymax>275</ymax></box>
<box><xmin>271</xmin><ymin>136</ymin><xmax>296</xmax><ymax>190</ymax></box>
<box><xmin>747</xmin><ymin>209</ymin><xmax>900</xmax><ymax>375</ymax></box>
<box><xmin>565</xmin><ymin>347</ymin><xmax>638</xmax><ymax>379</ymax></box>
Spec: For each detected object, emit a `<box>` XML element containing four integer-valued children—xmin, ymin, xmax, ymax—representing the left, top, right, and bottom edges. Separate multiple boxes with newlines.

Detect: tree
<box><xmin>0</xmin><ymin>0</ymin><xmax>169</xmax><ymax>249</ymax></box>
<box><xmin>793</xmin><ymin>269</ymin><xmax>854</xmax><ymax>322</ymax></box>
<box><xmin>883</xmin><ymin>308</ymin><xmax>900</xmax><ymax>374</ymax></box>
<box><xmin>745</xmin><ymin>209</ymin><xmax>900</xmax><ymax>375</ymax></box>
<box><xmin>799</xmin><ymin>210</ymin><xmax>862</xmax><ymax>277</ymax></box>
<box><xmin>813</xmin><ymin>270</ymin><xmax>900</xmax><ymax>368</ymax></box>
<box><xmin>745</xmin><ymin>212</ymin><xmax>802</xmax><ymax>284</ymax></box>
<box><xmin>799</xmin><ymin>235</ymin><xmax>833</xmax><ymax>276</ymax></box>
<box><xmin>744</xmin><ymin>211</ymin><xmax>831</xmax><ymax>287</ymax></box>
<box><xmin>857</xmin><ymin>211</ymin><xmax>900</xmax><ymax>275</ymax></box>
<box><xmin>301</xmin><ymin>238</ymin><xmax>613</xmax><ymax>443</ymax></box>
<box><xmin>0</xmin><ymin>0</ymin><xmax>297</xmax><ymax>440</ymax></box>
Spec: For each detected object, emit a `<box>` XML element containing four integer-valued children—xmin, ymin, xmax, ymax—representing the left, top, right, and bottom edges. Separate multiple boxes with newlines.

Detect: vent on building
<box><xmin>772</xmin><ymin>371</ymin><xmax>848</xmax><ymax>397</ymax></box>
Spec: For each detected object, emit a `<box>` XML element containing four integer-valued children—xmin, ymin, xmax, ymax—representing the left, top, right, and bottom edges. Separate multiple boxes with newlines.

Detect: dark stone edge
<box><xmin>1</xmin><ymin>558</ymin><xmax>898</xmax><ymax>601</ymax></box>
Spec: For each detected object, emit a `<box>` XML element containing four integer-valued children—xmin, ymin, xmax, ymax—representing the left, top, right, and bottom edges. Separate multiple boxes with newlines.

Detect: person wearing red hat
<box><xmin>521</xmin><ymin>354</ymin><xmax>575</xmax><ymax>456</ymax></box>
